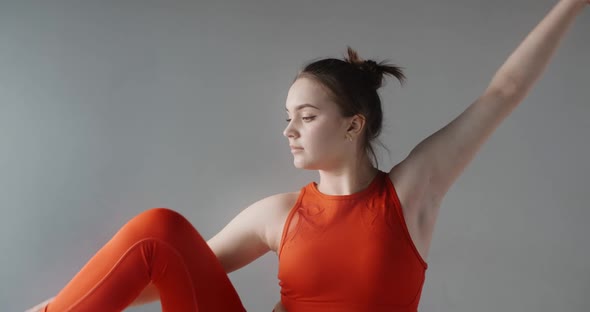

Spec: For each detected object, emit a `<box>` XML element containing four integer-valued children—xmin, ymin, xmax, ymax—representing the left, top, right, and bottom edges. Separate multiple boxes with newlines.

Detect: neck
<box><xmin>315</xmin><ymin>160</ymin><xmax>379</xmax><ymax>196</ymax></box>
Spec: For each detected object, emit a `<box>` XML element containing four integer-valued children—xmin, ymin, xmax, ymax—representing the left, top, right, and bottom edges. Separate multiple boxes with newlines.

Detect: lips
<box><xmin>290</xmin><ymin>145</ymin><xmax>303</xmax><ymax>150</ymax></box>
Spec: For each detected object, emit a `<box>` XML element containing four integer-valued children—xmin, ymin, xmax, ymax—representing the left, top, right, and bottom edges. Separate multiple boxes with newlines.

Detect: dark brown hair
<box><xmin>294</xmin><ymin>46</ymin><xmax>406</xmax><ymax>169</ymax></box>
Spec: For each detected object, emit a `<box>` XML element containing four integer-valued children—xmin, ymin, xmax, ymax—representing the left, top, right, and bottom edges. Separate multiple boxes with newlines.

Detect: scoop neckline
<box><xmin>309</xmin><ymin>170</ymin><xmax>385</xmax><ymax>200</ymax></box>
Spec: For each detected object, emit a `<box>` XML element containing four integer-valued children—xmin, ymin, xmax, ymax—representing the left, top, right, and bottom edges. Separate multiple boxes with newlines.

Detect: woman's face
<box><xmin>283</xmin><ymin>77</ymin><xmax>354</xmax><ymax>170</ymax></box>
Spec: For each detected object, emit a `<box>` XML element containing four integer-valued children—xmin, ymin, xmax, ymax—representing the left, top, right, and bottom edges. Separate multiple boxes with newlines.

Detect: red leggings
<box><xmin>41</xmin><ymin>207</ymin><xmax>248</xmax><ymax>312</ymax></box>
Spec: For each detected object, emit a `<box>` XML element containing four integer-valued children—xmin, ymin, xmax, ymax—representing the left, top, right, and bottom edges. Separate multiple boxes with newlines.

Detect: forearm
<box><xmin>489</xmin><ymin>0</ymin><xmax>585</xmax><ymax>94</ymax></box>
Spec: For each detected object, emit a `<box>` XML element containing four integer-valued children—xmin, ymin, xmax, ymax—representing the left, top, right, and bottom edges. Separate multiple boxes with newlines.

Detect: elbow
<box><xmin>487</xmin><ymin>75</ymin><xmax>528</xmax><ymax>101</ymax></box>
<box><xmin>485</xmin><ymin>81</ymin><xmax>526</xmax><ymax>99</ymax></box>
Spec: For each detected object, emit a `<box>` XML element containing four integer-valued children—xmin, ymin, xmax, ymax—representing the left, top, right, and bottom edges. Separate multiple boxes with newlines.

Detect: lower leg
<box><xmin>42</xmin><ymin>208</ymin><xmax>246</xmax><ymax>312</ymax></box>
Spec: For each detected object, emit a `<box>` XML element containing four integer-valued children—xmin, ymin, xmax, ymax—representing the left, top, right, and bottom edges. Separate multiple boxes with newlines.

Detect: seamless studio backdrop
<box><xmin>2</xmin><ymin>0</ymin><xmax>589</xmax><ymax>311</ymax></box>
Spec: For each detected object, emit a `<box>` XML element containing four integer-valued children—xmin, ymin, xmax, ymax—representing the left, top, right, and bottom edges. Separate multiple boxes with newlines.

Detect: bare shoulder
<box><xmin>206</xmin><ymin>191</ymin><xmax>300</xmax><ymax>274</ymax></box>
<box><xmin>257</xmin><ymin>191</ymin><xmax>300</xmax><ymax>253</ymax></box>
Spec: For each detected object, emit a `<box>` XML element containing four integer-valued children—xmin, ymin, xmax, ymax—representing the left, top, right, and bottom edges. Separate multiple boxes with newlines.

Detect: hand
<box><xmin>24</xmin><ymin>296</ymin><xmax>53</xmax><ymax>312</ymax></box>
<box><xmin>273</xmin><ymin>300</ymin><xmax>288</xmax><ymax>312</ymax></box>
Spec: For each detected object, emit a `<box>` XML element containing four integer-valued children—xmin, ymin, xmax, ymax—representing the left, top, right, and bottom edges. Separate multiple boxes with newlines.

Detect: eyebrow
<box><xmin>285</xmin><ymin>103</ymin><xmax>320</xmax><ymax>112</ymax></box>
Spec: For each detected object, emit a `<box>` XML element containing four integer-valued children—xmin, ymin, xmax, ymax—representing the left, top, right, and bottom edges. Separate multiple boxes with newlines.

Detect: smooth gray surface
<box><xmin>2</xmin><ymin>0</ymin><xmax>589</xmax><ymax>311</ymax></box>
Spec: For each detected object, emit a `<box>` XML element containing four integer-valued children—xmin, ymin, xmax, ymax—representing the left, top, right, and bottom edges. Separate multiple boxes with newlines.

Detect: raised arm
<box><xmin>392</xmin><ymin>0</ymin><xmax>587</xmax><ymax>226</ymax></box>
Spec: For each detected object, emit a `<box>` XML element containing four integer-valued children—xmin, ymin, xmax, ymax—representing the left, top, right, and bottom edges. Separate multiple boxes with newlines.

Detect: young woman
<box><xmin>26</xmin><ymin>0</ymin><xmax>588</xmax><ymax>311</ymax></box>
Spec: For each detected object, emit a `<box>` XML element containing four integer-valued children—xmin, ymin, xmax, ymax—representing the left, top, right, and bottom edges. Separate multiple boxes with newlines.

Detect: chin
<box><xmin>293</xmin><ymin>160</ymin><xmax>321</xmax><ymax>171</ymax></box>
<box><xmin>292</xmin><ymin>162</ymin><xmax>307</xmax><ymax>169</ymax></box>
<box><xmin>292</xmin><ymin>159</ymin><xmax>310</xmax><ymax>170</ymax></box>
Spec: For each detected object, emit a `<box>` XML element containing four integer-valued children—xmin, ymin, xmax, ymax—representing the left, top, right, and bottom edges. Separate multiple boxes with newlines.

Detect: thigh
<box><xmin>128</xmin><ymin>208</ymin><xmax>247</xmax><ymax>312</ymax></box>
<box><xmin>43</xmin><ymin>208</ymin><xmax>247</xmax><ymax>312</ymax></box>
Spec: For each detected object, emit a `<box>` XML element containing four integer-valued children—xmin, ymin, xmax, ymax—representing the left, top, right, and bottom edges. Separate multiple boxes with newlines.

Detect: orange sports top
<box><xmin>277</xmin><ymin>170</ymin><xmax>428</xmax><ymax>312</ymax></box>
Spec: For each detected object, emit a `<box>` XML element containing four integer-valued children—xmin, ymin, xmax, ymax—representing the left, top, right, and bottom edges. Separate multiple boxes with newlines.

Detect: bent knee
<box><xmin>141</xmin><ymin>207</ymin><xmax>187</xmax><ymax>222</ymax></box>
<box><xmin>142</xmin><ymin>207</ymin><xmax>181</xmax><ymax>218</ymax></box>
<box><xmin>132</xmin><ymin>207</ymin><xmax>193</xmax><ymax>233</ymax></box>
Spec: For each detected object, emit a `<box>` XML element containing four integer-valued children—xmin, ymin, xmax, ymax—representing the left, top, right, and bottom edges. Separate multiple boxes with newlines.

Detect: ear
<box><xmin>346</xmin><ymin>114</ymin><xmax>366</xmax><ymax>137</ymax></box>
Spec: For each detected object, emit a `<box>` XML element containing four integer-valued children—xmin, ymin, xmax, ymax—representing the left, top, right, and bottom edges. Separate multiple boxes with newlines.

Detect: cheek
<box><xmin>307</xmin><ymin>124</ymin><xmax>342</xmax><ymax>149</ymax></box>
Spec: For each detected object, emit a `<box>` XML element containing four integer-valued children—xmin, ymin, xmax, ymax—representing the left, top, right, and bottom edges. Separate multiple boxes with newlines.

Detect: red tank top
<box><xmin>277</xmin><ymin>170</ymin><xmax>428</xmax><ymax>312</ymax></box>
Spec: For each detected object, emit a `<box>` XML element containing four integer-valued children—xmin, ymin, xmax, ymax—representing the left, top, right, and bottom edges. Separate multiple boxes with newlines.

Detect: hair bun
<box><xmin>344</xmin><ymin>46</ymin><xmax>407</xmax><ymax>90</ymax></box>
<box><xmin>360</xmin><ymin>60</ymin><xmax>382</xmax><ymax>88</ymax></box>
<box><xmin>363</xmin><ymin>60</ymin><xmax>380</xmax><ymax>72</ymax></box>
<box><xmin>355</xmin><ymin>59</ymin><xmax>382</xmax><ymax>90</ymax></box>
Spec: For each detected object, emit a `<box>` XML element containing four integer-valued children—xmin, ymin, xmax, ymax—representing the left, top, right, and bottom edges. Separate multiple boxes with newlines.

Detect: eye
<box><xmin>285</xmin><ymin>116</ymin><xmax>315</xmax><ymax>123</ymax></box>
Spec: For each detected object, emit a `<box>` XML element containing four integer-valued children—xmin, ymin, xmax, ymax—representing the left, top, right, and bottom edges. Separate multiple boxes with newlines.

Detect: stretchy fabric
<box><xmin>277</xmin><ymin>170</ymin><xmax>428</xmax><ymax>312</ymax></box>
<box><xmin>40</xmin><ymin>207</ymin><xmax>247</xmax><ymax>312</ymax></box>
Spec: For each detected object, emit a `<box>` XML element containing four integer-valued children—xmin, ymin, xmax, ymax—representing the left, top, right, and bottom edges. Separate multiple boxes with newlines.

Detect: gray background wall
<box><xmin>2</xmin><ymin>0</ymin><xmax>589</xmax><ymax>311</ymax></box>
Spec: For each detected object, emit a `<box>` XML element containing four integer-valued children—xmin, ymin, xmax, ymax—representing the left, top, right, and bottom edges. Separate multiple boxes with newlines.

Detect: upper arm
<box><xmin>206</xmin><ymin>194</ymin><xmax>283</xmax><ymax>274</ymax></box>
<box><xmin>388</xmin><ymin>87</ymin><xmax>521</xmax><ymax>256</ymax></box>
<box><xmin>408</xmin><ymin>87</ymin><xmax>520</xmax><ymax>204</ymax></box>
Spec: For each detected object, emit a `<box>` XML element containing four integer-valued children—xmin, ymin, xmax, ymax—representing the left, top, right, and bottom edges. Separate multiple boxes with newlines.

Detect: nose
<box><xmin>283</xmin><ymin>120</ymin><xmax>298</xmax><ymax>138</ymax></box>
